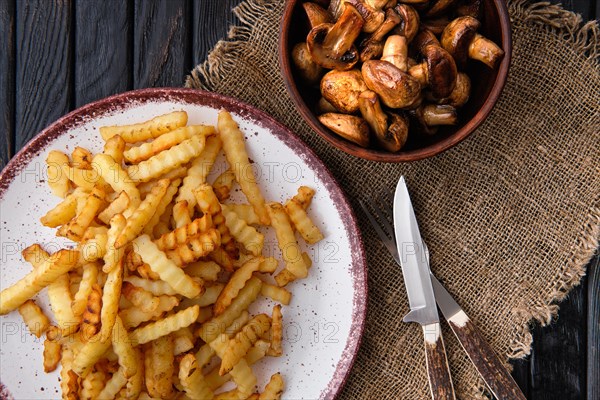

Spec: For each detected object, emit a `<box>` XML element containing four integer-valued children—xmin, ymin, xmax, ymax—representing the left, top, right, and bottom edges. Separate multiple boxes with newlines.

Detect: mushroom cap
<box><xmin>292</xmin><ymin>42</ymin><xmax>323</xmax><ymax>85</ymax></box>
<box><xmin>320</xmin><ymin>69</ymin><xmax>368</xmax><ymax>113</ymax></box>
<box><xmin>441</xmin><ymin>16</ymin><xmax>480</xmax><ymax>67</ymax></box>
<box><xmin>422</xmin><ymin>44</ymin><xmax>457</xmax><ymax>99</ymax></box>
<box><xmin>393</xmin><ymin>4</ymin><xmax>420</xmax><ymax>42</ymax></box>
<box><xmin>361</xmin><ymin>60</ymin><xmax>422</xmax><ymax>109</ymax></box>
<box><xmin>445</xmin><ymin>72</ymin><xmax>470</xmax><ymax>107</ymax></box>
<box><xmin>384</xmin><ymin>112</ymin><xmax>409</xmax><ymax>151</ymax></box>
<box><xmin>318</xmin><ymin>113</ymin><xmax>371</xmax><ymax>147</ymax></box>
<box><xmin>302</xmin><ymin>2</ymin><xmax>332</xmax><ymax>29</ymax></box>
<box><xmin>411</xmin><ymin>29</ymin><xmax>440</xmax><ymax>54</ymax></box>
<box><xmin>347</xmin><ymin>0</ymin><xmax>385</xmax><ymax>33</ymax></box>
<box><xmin>425</xmin><ymin>0</ymin><xmax>457</xmax><ymax>17</ymax></box>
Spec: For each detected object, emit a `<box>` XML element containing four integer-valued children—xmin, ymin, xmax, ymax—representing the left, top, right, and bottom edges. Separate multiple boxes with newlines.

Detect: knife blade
<box><xmin>393</xmin><ymin>176</ymin><xmax>456</xmax><ymax>400</ymax></box>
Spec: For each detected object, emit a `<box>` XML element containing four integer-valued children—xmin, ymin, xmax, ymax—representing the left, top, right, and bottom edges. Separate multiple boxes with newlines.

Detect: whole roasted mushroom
<box><xmin>362</xmin><ymin>60</ymin><xmax>421</xmax><ymax>109</ymax></box>
<box><xmin>307</xmin><ymin>4</ymin><xmax>364</xmax><ymax>70</ymax></box>
<box><xmin>392</xmin><ymin>4</ymin><xmax>420</xmax><ymax>42</ymax></box>
<box><xmin>441</xmin><ymin>16</ymin><xmax>505</xmax><ymax>68</ymax></box>
<box><xmin>318</xmin><ymin>113</ymin><xmax>371</xmax><ymax>147</ymax></box>
<box><xmin>302</xmin><ymin>2</ymin><xmax>332</xmax><ymax>28</ymax></box>
<box><xmin>347</xmin><ymin>0</ymin><xmax>386</xmax><ymax>33</ymax></box>
<box><xmin>411</xmin><ymin>29</ymin><xmax>440</xmax><ymax>54</ymax></box>
<box><xmin>381</xmin><ymin>35</ymin><xmax>408</xmax><ymax>71</ymax></box>
<box><xmin>359</xmin><ymin>8</ymin><xmax>401</xmax><ymax>61</ymax></box>
<box><xmin>359</xmin><ymin>90</ymin><xmax>408</xmax><ymax>151</ymax></box>
<box><xmin>408</xmin><ymin>44</ymin><xmax>457</xmax><ymax>99</ymax></box>
<box><xmin>440</xmin><ymin>72</ymin><xmax>470</xmax><ymax>107</ymax></box>
<box><xmin>292</xmin><ymin>43</ymin><xmax>323</xmax><ymax>85</ymax></box>
<box><xmin>387</xmin><ymin>112</ymin><xmax>410</xmax><ymax>150</ymax></box>
<box><xmin>410</xmin><ymin>104</ymin><xmax>457</xmax><ymax>135</ymax></box>
<box><xmin>320</xmin><ymin>69</ymin><xmax>368</xmax><ymax>113</ymax></box>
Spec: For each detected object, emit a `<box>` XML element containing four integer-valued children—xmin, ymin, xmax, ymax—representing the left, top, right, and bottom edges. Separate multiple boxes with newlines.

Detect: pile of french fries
<box><xmin>0</xmin><ymin>109</ymin><xmax>325</xmax><ymax>399</ymax></box>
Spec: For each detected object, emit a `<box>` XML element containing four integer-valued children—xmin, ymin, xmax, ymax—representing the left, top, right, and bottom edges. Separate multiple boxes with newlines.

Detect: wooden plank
<box><xmin>510</xmin><ymin>359</ymin><xmax>530</xmax><ymax>398</ymax></box>
<box><xmin>0</xmin><ymin>0</ymin><xmax>15</xmax><ymax>168</ymax></box>
<box><xmin>15</xmin><ymin>0</ymin><xmax>72</xmax><ymax>151</ymax></box>
<box><xmin>530</xmin><ymin>280</ymin><xmax>587</xmax><ymax>399</ymax></box>
<box><xmin>74</xmin><ymin>0</ymin><xmax>132</xmax><ymax>107</ymax></box>
<box><xmin>191</xmin><ymin>0</ymin><xmax>240</xmax><ymax>66</ymax></box>
<box><xmin>588</xmin><ymin>254</ymin><xmax>599</xmax><ymax>400</ymax></box>
<box><xmin>133</xmin><ymin>0</ymin><xmax>192</xmax><ymax>88</ymax></box>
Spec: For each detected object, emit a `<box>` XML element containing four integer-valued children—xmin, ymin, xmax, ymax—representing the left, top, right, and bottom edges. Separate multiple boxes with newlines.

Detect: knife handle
<box><xmin>423</xmin><ymin>323</ymin><xmax>456</xmax><ymax>400</ymax></box>
<box><xmin>447</xmin><ymin>311</ymin><xmax>526</xmax><ymax>400</ymax></box>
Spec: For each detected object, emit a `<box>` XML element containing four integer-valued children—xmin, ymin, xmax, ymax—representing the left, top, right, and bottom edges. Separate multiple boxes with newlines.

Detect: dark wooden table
<box><xmin>0</xmin><ymin>1</ymin><xmax>598</xmax><ymax>398</ymax></box>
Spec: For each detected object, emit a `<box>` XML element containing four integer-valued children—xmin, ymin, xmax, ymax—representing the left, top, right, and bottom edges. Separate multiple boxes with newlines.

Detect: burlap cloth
<box><xmin>186</xmin><ymin>1</ymin><xmax>600</xmax><ymax>398</ymax></box>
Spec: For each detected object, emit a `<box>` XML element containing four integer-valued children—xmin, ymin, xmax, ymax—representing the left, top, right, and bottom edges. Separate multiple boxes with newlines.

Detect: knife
<box><xmin>394</xmin><ymin>176</ymin><xmax>456</xmax><ymax>400</ymax></box>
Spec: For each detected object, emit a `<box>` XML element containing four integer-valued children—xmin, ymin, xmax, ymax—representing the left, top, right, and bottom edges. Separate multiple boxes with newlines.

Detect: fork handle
<box><xmin>423</xmin><ymin>323</ymin><xmax>456</xmax><ymax>400</ymax></box>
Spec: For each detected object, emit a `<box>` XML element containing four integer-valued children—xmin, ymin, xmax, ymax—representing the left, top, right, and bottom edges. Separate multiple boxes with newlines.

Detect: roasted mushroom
<box><xmin>359</xmin><ymin>8</ymin><xmax>401</xmax><ymax>61</ymax></box>
<box><xmin>365</xmin><ymin>0</ymin><xmax>390</xmax><ymax>8</ymax></box>
<box><xmin>358</xmin><ymin>90</ymin><xmax>388</xmax><ymax>141</ymax></box>
<box><xmin>425</xmin><ymin>0</ymin><xmax>457</xmax><ymax>17</ymax></box>
<box><xmin>302</xmin><ymin>2</ymin><xmax>332</xmax><ymax>28</ymax></box>
<box><xmin>408</xmin><ymin>44</ymin><xmax>457</xmax><ymax>99</ymax></box>
<box><xmin>307</xmin><ymin>4</ymin><xmax>364</xmax><ymax>70</ymax></box>
<box><xmin>292</xmin><ymin>43</ymin><xmax>323</xmax><ymax>85</ymax></box>
<box><xmin>387</xmin><ymin>112</ymin><xmax>410</xmax><ymax>151</ymax></box>
<box><xmin>456</xmin><ymin>0</ymin><xmax>482</xmax><ymax>18</ymax></box>
<box><xmin>328</xmin><ymin>0</ymin><xmax>346</xmax><ymax>20</ymax></box>
<box><xmin>441</xmin><ymin>16</ymin><xmax>505</xmax><ymax>68</ymax></box>
<box><xmin>347</xmin><ymin>0</ymin><xmax>386</xmax><ymax>33</ymax></box>
<box><xmin>381</xmin><ymin>35</ymin><xmax>408</xmax><ymax>71</ymax></box>
<box><xmin>392</xmin><ymin>4</ymin><xmax>420</xmax><ymax>42</ymax></box>
<box><xmin>419</xmin><ymin>104</ymin><xmax>458</xmax><ymax>126</ymax></box>
<box><xmin>320</xmin><ymin>69</ymin><xmax>368</xmax><ymax>113</ymax></box>
<box><xmin>421</xmin><ymin>16</ymin><xmax>450</xmax><ymax>35</ymax></box>
<box><xmin>318</xmin><ymin>113</ymin><xmax>371</xmax><ymax>147</ymax></box>
<box><xmin>361</xmin><ymin>60</ymin><xmax>421</xmax><ymax>108</ymax></box>
<box><xmin>411</xmin><ymin>29</ymin><xmax>440</xmax><ymax>53</ymax></box>
<box><xmin>440</xmin><ymin>72</ymin><xmax>470</xmax><ymax>107</ymax></box>
<box><xmin>317</xmin><ymin>97</ymin><xmax>339</xmax><ymax>114</ymax></box>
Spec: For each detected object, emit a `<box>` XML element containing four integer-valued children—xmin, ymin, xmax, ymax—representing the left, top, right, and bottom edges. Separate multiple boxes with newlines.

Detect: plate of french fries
<box><xmin>0</xmin><ymin>88</ymin><xmax>367</xmax><ymax>400</ymax></box>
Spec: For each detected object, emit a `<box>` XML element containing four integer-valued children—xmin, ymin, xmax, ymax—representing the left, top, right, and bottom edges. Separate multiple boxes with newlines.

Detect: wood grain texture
<box><xmin>74</xmin><ymin>0</ymin><xmax>132</xmax><ymax>107</ymax></box>
<box><xmin>423</xmin><ymin>324</ymin><xmax>456</xmax><ymax>400</ymax></box>
<box><xmin>15</xmin><ymin>0</ymin><xmax>72</xmax><ymax>151</ymax></box>
<box><xmin>447</xmin><ymin>312</ymin><xmax>526</xmax><ymax>400</ymax></box>
<box><xmin>587</xmin><ymin>254</ymin><xmax>599</xmax><ymax>400</ymax></box>
<box><xmin>192</xmin><ymin>0</ymin><xmax>240</xmax><ymax>65</ymax></box>
<box><xmin>133</xmin><ymin>0</ymin><xmax>192</xmax><ymax>88</ymax></box>
<box><xmin>0</xmin><ymin>0</ymin><xmax>15</xmax><ymax>168</ymax></box>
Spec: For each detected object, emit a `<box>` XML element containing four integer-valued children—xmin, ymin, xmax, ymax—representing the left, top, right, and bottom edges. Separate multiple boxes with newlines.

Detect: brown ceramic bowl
<box><xmin>279</xmin><ymin>0</ymin><xmax>512</xmax><ymax>162</ymax></box>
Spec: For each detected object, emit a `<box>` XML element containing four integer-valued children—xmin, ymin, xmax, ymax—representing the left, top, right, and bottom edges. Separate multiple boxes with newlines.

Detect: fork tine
<box><xmin>359</xmin><ymin>199</ymin><xmax>400</xmax><ymax>263</ymax></box>
<box><xmin>373</xmin><ymin>196</ymin><xmax>396</xmax><ymax>243</ymax></box>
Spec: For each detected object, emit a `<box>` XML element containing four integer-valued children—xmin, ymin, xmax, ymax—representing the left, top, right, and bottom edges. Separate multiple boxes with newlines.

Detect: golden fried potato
<box><xmin>220</xmin><ymin>313</ymin><xmax>271</xmax><ymax>375</ymax></box>
<box><xmin>103</xmin><ymin>134</ymin><xmax>126</xmax><ymax>164</ymax></box>
<box><xmin>285</xmin><ymin>197</ymin><xmax>324</xmax><ymax>244</ymax></box>
<box><xmin>46</xmin><ymin>150</ymin><xmax>70</xmax><ymax>198</ymax></box>
<box><xmin>260</xmin><ymin>283</ymin><xmax>292</xmax><ymax>306</ymax></box>
<box><xmin>178</xmin><ymin>353</ymin><xmax>214</xmax><ymax>399</ymax></box>
<box><xmin>267</xmin><ymin>305</ymin><xmax>283</xmax><ymax>357</ymax></box>
<box><xmin>129</xmin><ymin>305</ymin><xmax>199</xmax><ymax>346</ymax></box>
<box><xmin>268</xmin><ymin>203</ymin><xmax>308</xmax><ymax>279</ymax></box>
<box><xmin>259</xmin><ymin>373</ymin><xmax>284</xmax><ymax>400</ymax></box>
<box><xmin>213</xmin><ymin>169</ymin><xmax>236</xmax><ymax>202</ymax></box>
<box><xmin>43</xmin><ymin>337</ymin><xmax>62</xmax><ymax>372</ymax></box>
<box><xmin>100</xmin><ymin>111</ymin><xmax>188</xmax><ymax>143</ymax></box>
<box><xmin>18</xmin><ymin>299</ymin><xmax>51</xmax><ymax>337</ymax></box>
<box><xmin>145</xmin><ymin>334</ymin><xmax>175</xmax><ymax>399</ymax></box>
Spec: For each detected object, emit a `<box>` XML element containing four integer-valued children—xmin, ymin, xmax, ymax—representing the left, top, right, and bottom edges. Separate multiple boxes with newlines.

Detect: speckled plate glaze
<box><xmin>0</xmin><ymin>88</ymin><xmax>367</xmax><ymax>399</ymax></box>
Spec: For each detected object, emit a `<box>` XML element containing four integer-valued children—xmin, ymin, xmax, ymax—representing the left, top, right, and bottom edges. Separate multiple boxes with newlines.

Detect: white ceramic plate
<box><xmin>0</xmin><ymin>88</ymin><xmax>367</xmax><ymax>399</ymax></box>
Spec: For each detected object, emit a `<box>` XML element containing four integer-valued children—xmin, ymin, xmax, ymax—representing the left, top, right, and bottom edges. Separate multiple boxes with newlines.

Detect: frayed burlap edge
<box><xmin>186</xmin><ymin>0</ymin><xmax>600</xmax><ymax>396</ymax></box>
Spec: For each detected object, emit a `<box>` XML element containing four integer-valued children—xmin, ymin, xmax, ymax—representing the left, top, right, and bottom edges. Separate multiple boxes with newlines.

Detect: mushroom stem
<box><xmin>347</xmin><ymin>0</ymin><xmax>385</xmax><ymax>33</ymax></box>
<box><xmin>302</xmin><ymin>2</ymin><xmax>332</xmax><ymax>29</ymax></box>
<box><xmin>359</xmin><ymin>8</ymin><xmax>401</xmax><ymax>61</ymax></box>
<box><xmin>381</xmin><ymin>35</ymin><xmax>408</xmax><ymax>71</ymax></box>
<box><xmin>325</xmin><ymin>4</ymin><xmax>365</xmax><ymax>57</ymax></box>
<box><xmin>468</xmin><ymin>33</ymin><xmax>505</xmax><ymax>68</ymax></box>
<box><xmin>358</xmin><ymin>90</ymin><xmax>388</xmax><ymax>140</ymax></box>
<box><xmin>408</xmin><ymin>63</ymin><xmax>427</xmax><ymax>85</ymax></box>
<box><xmin>422</xmin><ymin>105</ymin><xmax>458</xmax><ymax>125</ymax></box>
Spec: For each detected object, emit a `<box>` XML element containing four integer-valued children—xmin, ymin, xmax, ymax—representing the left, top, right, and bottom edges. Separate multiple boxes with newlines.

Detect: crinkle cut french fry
<box><xmin>97</xmin><ymin>366</ymin><xmax>128</xmax><ymax>399</ymax></box>
<box><xmin>193</xmin><ymin>184</ymin><xmax>237</xmax><ymax>257</ymax></box>
<box><xmin>267</xmin><ymin>305</ymin><xmax>283</xmax><ymax>357</ymax></box>
<box><xmin>178</xmin><ymin>353</ymin><xmax>214</xmax><ymax>399</ymax></box>
<box><xmin>123</xmin><ymin>276</ymin><xmax>177</xmax><ymax>296</ymax></box>
<box><xmin>48</xmin><ymin>274</ymin><xmax>80</xmax><ymax>336</ymax></box>
<box><xmin>103</xmin><ymin>213</ymin><xmax>127</xmax><ymax>273</ymax></box>
<box><xmin>153</xmin><ymin>213</ymin><xmax>213</xmax><ymax>250</ymax></box>
<box><xmin>184</xmin><ymin>260</ymin><xmax>221</xmax><ymax>281</ymax></box>
<box><xmin>127</xmin><ymin>134</ymin><xmax>206</xmax><ymax>182</ymax></box>
<box><xmin>100</xmin><ymin>111</ymin><xmax>188</xmax><ymax>143</ymax></box>
<box><xmin>274</xmin><ymin>252</ymin><xmax>312</xmax><ymax>287</ymax></box>
<box><xmin>173</xmin><ymin>327</ymin><xmax>195</xmax><ymax>355</ymax></box>
<box><xmin>93</xmin><ymin>153</ymin><xmax>141</xmax><ymax>210</ymax></box>
<box><xmin>66</xmin><ymin>184</ymin><xmax>105</xmax><ymax>242</ymax></box>
<box><xmin>212</xmin><ymin>169</ymin><xmax>236</xmax><ymax>202</ymax></box>
<box><xmin>40</xmin><ymin>193</ymin><xmax>77</xmax><ymax>227</ymax></box>
<box><xmin>220</xmin><ymin>313</ymin><xmax>271</xmax><ymax>375</ymax></box>
<box><xmin>259</xmin><ymin>373</ymin><xmax>284</xmax><ymax>400</ymax></box>
<box><xmin>72</xmin><ymin>334</ymin><xmax>112</xmax><ymax>377</ymax></box>
<box><xmin>103</xmin><ymin>134</ymin><xmax>126</xmax><ymax>165</ymax></box>
<box><xmin>164</xmin><ymin>228</ymin><xmax>220</xmax><ymax>267</ymax></box>
<box><xmin>197</xmin><ymin>276</ymin><xmax>262</xmax><ymax>343</ymax></box>
<box><xmin>172</xmin><ymin>200</ymin><xmax>192</xmax><ymax>228</ymax></box>
<box><xmin>18</xmin><ymin>299</ymin><xmax>51</xmax><ymax>337</ymax></box>
<box><xmin>209</xmin><ymin>333</ymin><xmax>256</xmax><ymax>398</ymax></box>
<box><xmin>98</xmin><ymin>191</ymin><xmax>130</xmax><ymax>225</ymax></box>
<box><xmin>60</xmin><ymin>345</ymin><xmax>79</xmax><ymax>399</ymax></box>
<box><xmin>143</xmin><ymin>178</ymin><xmax>181</xmax><ymax>236</ymax></box>
<box><xmin>176</xmin><ymin>135</ymin><xmax>222</xmax><ymax>213</ymax></box>
<box><xmin>133</xmin><ymin>234</ymin><xmax>202</xmax><ymax>298</ymax></box>
<box><xmin>285</xmin><ymin>197</ymin><xmax>324</xmax><ymax>244</ymax></box>
<box><xmin>46</xmin><ymin>150</ymin><xmax>70</xmax><ymax>198</ymax></box>
<box><xmin>22</xmin><ymin>243</ymin><xmax>50</xmax><ymax>268</ymax></box>
<box><xmin>0</xmin><ymin>249</ymin><xmax>79</xmax><ymax>315</ymax></box>
<box><xmin>78</xmin><ymin>233</ymin><xmax>108</xmax><ymax>264</ymax></box>
<box><xmin>293</xmin><ymin>186</ymin><xmax>315</xmax><ymax>209</ymax></box>
<box><xmin>99</xmin><ymin>259</ymin><xmax>123</xmax><ymax>341</ymax></box>
<box><xmin>65</xmin><ymin>166</ymin><xmax>103</xmax><ymax>190</ymax></box>
<box><xmin>214</xmin><ymin>257</ymin><xmax>266</xmax><ymax>316</ymax></box>
<box><xmin>119</xmin><ymin>295</ymin><xmax>179</xmax><ymax>329</ymax></box>
<box><xmin>260</xmin><ymin>283</ymin><xmax>292</xmax><ymax>306</ymax></box>
<box><xmin>208</xmin><ymin>246</ymin><xmax>235</xmax><ymax>272</ymax></box>
<box><xmin>72</xmin><ymin>262</ymin><xmax>99</xmax><ymax>317</ymax></box>
<box><xmin>145</xmin><ymin>334</ymin><xmax>175</xmax><ymax>399</ymax></box>
<box><xmin>122</xmin><ymin>281</ymin><xmax>160</xmax><ymax>312</ymax></box>
<box><xmin>268</xmin><ymin>202</ymin><xmax>308</xmax><ymax>279</ymax></box>
<box><xmin>43</xmin><ymin>337</ymin><xmax>62</xmax><ymax>372</ymax></box>
<box><xmin>80</xmin><ymin>370</ymin><xmax>108</xmax><ymax>399</ymax></box>
<box><xmin>112</xmin><ymin>316</ymin><xmax>138</xmax><ymax>378</ymax></box>
<box><xmin>178</xmin><ymin>283</ymin><xmax>224</xmax><ymax>309</ymax></box>
<box><xmin>120</xmin><ymin>347</ymin><xmax>144</xmax><ymax>399</ymax></box>
<box><xmin>221</xmin><ymin>205</ymin><xmax>264</xmax><ymax>256</ymax></box>
<box><xmin>129</xmin><ymin>305</ymin><xmax>199</xmax><ymax>346</ymax></box>
<box><xmin>80</xmin><ymin>283</ymin><xmax>102</xmax><ymax>341</ymax></box>
<box><xmin>71</xmin><ymin>146</ymin><xmax>93</xmax><ymax>169</ymax></box>
<box><xmin>124</xmin><ymin>125</ymin><xmax>215</xmax><ymax>164</ymax></box>
<box><xmin>223</xmin><ymin>203</ymin><xmax>260</xmax><ymax>226</ymax></box>
<box><xmin>115</xmin><ymin>179</ymin><xmax>170</xmax><ymax>249</ymax></box>
<box><xmin>218</xmin><ymin>111</ymin><xmax>270</xmax><ymax>225</ymax></box>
